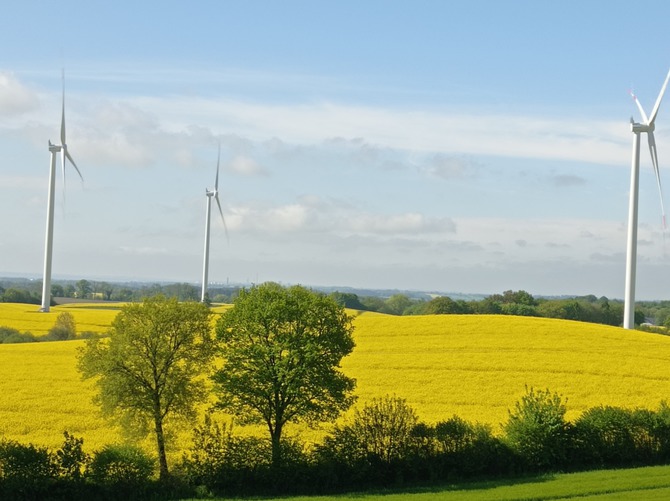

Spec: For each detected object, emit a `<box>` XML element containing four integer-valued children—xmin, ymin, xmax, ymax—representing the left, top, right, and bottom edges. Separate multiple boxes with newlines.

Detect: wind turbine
<box><xmin>623</xmin><ymin>68</ymin><xmax>670</xmax><ymax>329</ymax></box>
<box><xmin>39</xmin><ymin>71</ymin><xmax>83</xmax><ymax>312</ymax></box>
<box><xmin>201</xmin><ymin>145</ymin><xmax>228</xmax><ymax>303</ymax></box>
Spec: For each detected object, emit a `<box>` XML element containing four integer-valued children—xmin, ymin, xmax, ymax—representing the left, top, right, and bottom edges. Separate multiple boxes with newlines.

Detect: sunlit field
<box><xmin>0</xmin><ymin>302</ymin><xmax>229</xmax><ymax>336</ymax></box>
<box><xmin>0</xmin><ymin>302</ymin><xmax>121</xmax><ymax>336</ymax></box>
<box><xmin>343</xmin><ymin>313</ymin><xmax>670</xmax><ymax>427</ymax></box>
<box><xmin>2</xmin><ymin>303</ymin><xmax>670</xmax><ymax>457</ymax></box>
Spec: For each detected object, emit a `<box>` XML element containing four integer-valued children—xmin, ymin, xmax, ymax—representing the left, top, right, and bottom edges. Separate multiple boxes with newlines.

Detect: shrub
<box><xmin>88</xmin><ymin>444</ymin><xmax>154</xmax><ymax>487</ymax></box>
<box><xmin>502</xmin><ymin>387</ymin><xmax>571</xmax><ymax>471</ymax></box>
<box><xmin>180</xmin><ymin>414</ymin><xmax>272</xmax><ymax>494</ymax></box>
<box><xmin>55</xmin><ymin>431</ymin><xmax>90</xmax><ymax>481</ymax></box>
<box><xmin>324</xmin><ymin>396</ymin><xmax>420</xmax><ymax>464</ymax></box>
<box><xmin>574</xmin><ymin>406</ymin><xmax>662</xmax><ymax>468</ymax></box>
<box><xmin>0</xmin><ymin>439</ymin><xmax>56</xmax><ymax>497</ymax></box>
<box><xmin>435</xmin><ymin>415</ymin><xmax>480</xmax><ymax>453</ymax></box>
<box><xmin>0</xmin><ymin>326</ymin><xmax>36</xmax><ymax>344</ymax></box>
<box><xmin>46</xmin><ymin>312</ymin><xmax>77</xmax><ymax>341</ymax></box>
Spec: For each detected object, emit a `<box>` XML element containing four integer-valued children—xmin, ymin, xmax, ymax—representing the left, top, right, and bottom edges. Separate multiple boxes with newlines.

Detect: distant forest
<box><xmin>2</xmin><ymin>276</ymin><xmax>669</xmax><ymax>330</ymax></box>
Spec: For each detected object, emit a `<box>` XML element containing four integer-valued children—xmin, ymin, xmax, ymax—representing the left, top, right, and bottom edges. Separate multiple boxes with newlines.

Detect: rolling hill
<box><xmin>1</xmin><ymin>303</ymin><xmax>669</xmax><ymax>452</ymax></box>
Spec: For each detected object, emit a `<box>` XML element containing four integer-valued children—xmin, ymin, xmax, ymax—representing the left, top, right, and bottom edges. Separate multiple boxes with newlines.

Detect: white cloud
<box><xmin>0</xmin><ymin>72</ymin><xmax>39</xmax><ymax>115</ymax></box>
<box><xmin>349</xmin><ymin>213</ymin><xmax>457</xmax><ymax>235</ymax></box>
<box><xmin>229</xmin><ymin>155</ymin><xmax>267</xmax><ymax>176</ymax></box>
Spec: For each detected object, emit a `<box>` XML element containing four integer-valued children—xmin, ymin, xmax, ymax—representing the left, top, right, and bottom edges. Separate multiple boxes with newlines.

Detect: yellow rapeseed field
<box><xmin>344</xmin><ymin>313</ymin><xmax>670</xmax><ymax>427</ymax></box>
<box><xmin>2</xmin><ymin>304</ymin><xmax>670</xmax><ymax>454</ymax></box>
<box><xmin>0</xmin><ymin>302</ymin><xmax>120</xmax><ymax>336</ymax></box>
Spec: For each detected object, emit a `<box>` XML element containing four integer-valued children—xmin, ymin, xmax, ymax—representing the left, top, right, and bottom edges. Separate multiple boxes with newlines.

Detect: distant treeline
<box><xmin>3</xmin><ymin>277</ymin><xmax>670</xmax><ymax>328</ymax></box>
<box><xmin>330</xmin><ymin>290</ymin><xmax>661</xmax><ymax>328</ymax></box>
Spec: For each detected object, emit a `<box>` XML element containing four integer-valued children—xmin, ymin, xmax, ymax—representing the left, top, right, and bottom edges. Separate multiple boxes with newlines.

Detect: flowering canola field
<box><xmin>1</xmin><ymin>304</ymin><xmax>670</xmax><ymax>452</ymax></box>
<box><xmin>343</xmin><ymin>312</ymin><xmax>670</xmax><ymax>427</ymax></box>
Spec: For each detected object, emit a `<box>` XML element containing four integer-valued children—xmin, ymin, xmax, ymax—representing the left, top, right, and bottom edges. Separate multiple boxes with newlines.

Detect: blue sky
<box><xmin>2</xmin><ymin>0</ymin><xmax>670</xmax><ymax>299</ymax></box>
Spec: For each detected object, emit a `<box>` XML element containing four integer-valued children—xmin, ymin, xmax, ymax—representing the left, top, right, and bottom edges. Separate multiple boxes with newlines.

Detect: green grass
<box><xmin>183</xmin><ymin>464</ymin><xmax>670</xmax><ymax>500</ymax></box>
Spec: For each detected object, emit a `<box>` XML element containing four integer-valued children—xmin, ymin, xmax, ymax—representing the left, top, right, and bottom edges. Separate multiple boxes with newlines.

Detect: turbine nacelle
<box><xmin>631</xmin><ymin>122</ymin><xmax>655</xmax><ymax>133</ymax></box>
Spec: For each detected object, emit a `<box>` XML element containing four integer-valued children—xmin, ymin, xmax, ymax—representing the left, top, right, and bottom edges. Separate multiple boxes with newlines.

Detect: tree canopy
<box><xmin>212</xmin><ymin>282</ymin><xmax>357</xmax><ymax>466</ymax></box>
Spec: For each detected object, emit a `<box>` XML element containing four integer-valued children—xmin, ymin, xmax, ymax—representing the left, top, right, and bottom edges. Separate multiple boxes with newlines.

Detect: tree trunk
<box><xmin>271</xmin><ymin>421</ymin><xmax>283</xmax><ymax>468</ymax></box>
<box><xmin>153</xmin><ymin>406</ymin><xmax>169</xmax><ymax>480</ymax></box>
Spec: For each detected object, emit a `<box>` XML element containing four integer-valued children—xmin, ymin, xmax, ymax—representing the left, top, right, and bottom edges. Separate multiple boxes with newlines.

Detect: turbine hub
<box><xmin>631</xmin><ymin>122</ymin><xmax>653</xmax><ymax>133</ymax></box>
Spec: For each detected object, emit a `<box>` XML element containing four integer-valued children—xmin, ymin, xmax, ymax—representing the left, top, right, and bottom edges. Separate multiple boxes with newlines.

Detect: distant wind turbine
<box><xmin>40</xmin><ymin>71</ymin><xmax>83</xmax><ymax>312</ymax></box>
<box><xmin>201</xmin><ymin>145</ymin><xmax>228</xmax><ymax>303</ymax></box>
<box><xmin>623</xmin><ymin>68</ymin><xmax>670</xmax><ymax>329</ymax></box>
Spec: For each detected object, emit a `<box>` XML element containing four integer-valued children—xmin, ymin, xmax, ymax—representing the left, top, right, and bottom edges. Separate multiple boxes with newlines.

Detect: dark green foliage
<box><xmin>0</xmin><ymin>439</ymin><xmax>56</xmax><ymax>498</ymax></box>
<box><xmin>424</xmin><ymin>297</ymin><xmax>472</xmax><ymax>315</ymax></box>
<box><xmin>502</xmin><ymin>387</ymin><xmax>572</xmax><ymax>471</ymax></box>
<box><xmin>54</xmin><ymin>432</ymin><xmax>89</xmax><ymax>481</ymax></box>
<box><xmin>0</xmin><ymin>326</ymin><xmax>36</xmax><ymax>344</ymax></box>
<box><xmin>88</xmin><ymin>444</ymin><xmax>154</xmax><ymax>486</ymax></box>
<box><xmin>380</xmin><ymin>294</ymin><xmax>413</xmax><ymax>315</ymax></box>
<box><xmin>329</xmin><ymin>291</ymin><xmax>367</xmax><ymax>310</ymax></box>
<box><xmin>573</xmin><ymin>406</ymin><xmax>666</xmax><ymax>468</ymax></box>
<box><xmin>1</xmin><ymin>287</ymin><xmax>40</xmax><ymax>305</ymax></box>
<box><xmin>320</xmin><ymin>396</ymin><xmax>419</xmax><ymax>465</ymax></box>
<box><xmin>180</xmin><ymin>413</ymin><xmax>271</xmax><ymax>492</ymax></box>
<box><xmin>46</xmin><ymin>312</ymin><xmax>77</xmax><ymax>341</ymax></box>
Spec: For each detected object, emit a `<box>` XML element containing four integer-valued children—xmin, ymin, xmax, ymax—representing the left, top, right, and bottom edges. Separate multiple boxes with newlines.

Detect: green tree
<box><xmin>212</xmin><ymin>282</ymin><xmax>356</xmax><ymax>467</ymax></box>
<box><xmin>47</xmin><ymin>312</ymin><xmax>77</xmax><ymax>340</ymax></box>
<box><xmin>98</xmin><ymin>282</ymin><xmax>114</xmax><ymax>301</ymax></box>
<box><xmin>50</xmin><ymin>284</ymin><xmax>64</xmax><ymax>298</ymax></box>
<box><xmin>424</xmin><ymin>296</ymin><xmax>472</xmax><ymax>314</ymax></box>
<box><xmin>75</xmin><ymin>279</ymin><xmax>91</xmax><ymax>299</ymax></box>
<box><xmin>381</xmin><ymin>294</ymin><xmax>413</xmax><ymax>315</ymax></box>
<box><xmin>77</xmin><ymin>296</ymin><xmax>215</xmax><ymax>479</ymax></box>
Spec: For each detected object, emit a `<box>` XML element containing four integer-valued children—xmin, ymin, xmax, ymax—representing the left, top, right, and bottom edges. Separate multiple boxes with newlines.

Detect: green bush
<box><xmin>180</xmin><ymin>413</ymin><xmax>271</xmax><ymax>490</ymax></box>
<box><xmin>0</xmin><ymin>439</ymin><xmax>56</xmax><ymax>497</ymax></box>
<box><xmin>88</xmin><ymin>444</ymin><xmax>154</xmax><ymax>486</ymax></box>
<box><xmin>0</xmin><ymin>326</ymin><xmax>36</xmax><ymax>344</ymax></box>
<box><xmin>55</xmin><ymin>431</ymin><xmax>90</xmax><ymax>481</ymax></box>
<box><xmin>574</xmin><ymin>406</ymin><xmax>662</xmax><ymax>467</ymax></box>
<box><xmin>46</xmin><ymin>312</ymin><xmax>77</xmax><ymax>341</ymax></box>
<box><xmin>321</xmin><ymin>396</ymin><xmax>420</xmax><ymax>465</ymax></box>
<box><xmin>502</xmin><ymin>387</ymin><xmax>572</xmax><ymax>471</ymax></box>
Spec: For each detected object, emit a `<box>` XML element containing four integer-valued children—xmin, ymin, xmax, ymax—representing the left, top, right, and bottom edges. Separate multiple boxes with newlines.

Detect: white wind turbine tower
<box><xmin>201</xmin><ymin>145</ymin><xmax>228</xmax><ymax>303</ymax></box>
<box><xmin>40</xmin><ymin>71</ymin><xmax>83</xmax><ymax>312</ymax></box>
<box><xmin>623</xmin><ymin>68</ymin><xmax>670</xmax><ymax>329</ymax></box>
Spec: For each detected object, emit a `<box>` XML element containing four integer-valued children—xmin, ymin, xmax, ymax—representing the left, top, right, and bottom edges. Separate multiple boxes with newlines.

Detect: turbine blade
<box><xmin>630</xmin><ymin>89</ymin><xmax>649</xmax><ymax>124</ymax></box>
<box><xmin>60</xmin><ymin>70</ymin><xmax>66</xmax><ymax>145</ymax></box>
<box><xmin>650</xmin><ymin>68</ymin><xmax>670</xmax><ymax>124</ymax></box>
<box><xmin>648</xmin><ymin>131</ymin><xmax>667</xmax><ymax>229</ymax></box>
<box><xmin>61</xmin><ymin>149</ymin><xmax>67</xmax><ymax>209</ymax></box>
<box><xmin>215</xmin><ymin>194</ymin><xmax>229</xmax><ymax>242</ymax></box>
<box><xmin>64</xmin><ymin>148</ymin><xmax>83</xmax><ymax>181</ymax></box>
<box><xmin>215</xmin><ymin>143</ymin><xmax>221</xmax><ymax>191</ymax></box>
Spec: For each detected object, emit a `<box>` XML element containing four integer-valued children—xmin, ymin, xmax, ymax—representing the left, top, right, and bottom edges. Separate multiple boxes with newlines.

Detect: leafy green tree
<box><xmin>77</xmin><ymin>296</ymin><xmax>215</xmax><ymax>479</ymax></box>
<box><xmin>50</xmin><ymin>284</ymin><xmax>64</xmax><ymax>298</ymax></box>
<box><xmin>503</xmin><ymin>387</ymin><xmax>571</xmax><ymax>471</ymax></box>
<box><xmin>212</xmin><ymin>282</ymin><xmax>356</xmax><ymax>467</ymax></box>
<box><xmin>330</xmin><ymin>291</ymin><xmax>366</xmax><ymax>310</ymax></box>
<box><xmin>98</xmin><ymin>282</ymin><xmax>114</xmax><ymax>301</ymax></box>
<box><xmin>75</xmin><ymin>279</ymin><xmax>92</xmax><ymax>299</ymax></box>
<box><xmin>424</xmin><ymin>296</ymin><xmax>472</xmax><ymax>314</ymax></box>
<box><xmin>47</xmin><ymin>312</ymin><xmax>77</xmax><ymax>340</ymax></box>
<box><xmin>381</xmin><ymin>294</ymin><xmax>413</xmax><ymax>315</ymax></box>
